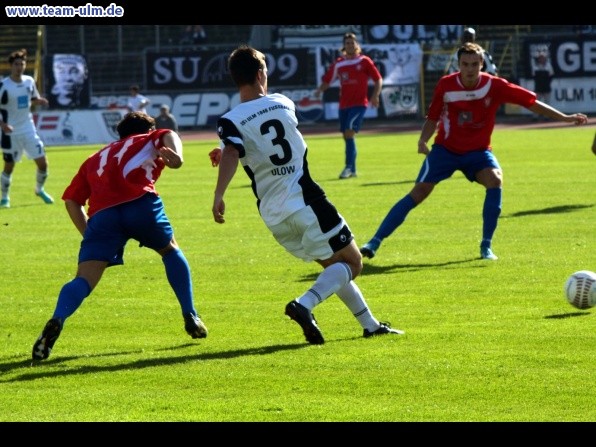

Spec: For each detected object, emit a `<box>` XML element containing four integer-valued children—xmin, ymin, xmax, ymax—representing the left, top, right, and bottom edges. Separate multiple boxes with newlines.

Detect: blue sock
<box><xmin>481</xmin><ymin>188</ymin><xmax>502</xmax><ymax>248</ymax></box>
<box><xmin>162</xmin><ymin>248</ymin><xmax>196</xmax><ymax>316</ymax></box>
<box><xmin>52</xmin><ymin>277</ymin><xmax>91</xmax><ymax>324</ymax></box>
<box><xmin>374</xmin><ymin>194</ymin><xmax>417</xmax><ymax>241</ymax></box>
<box><xmin>345</xmin><ymin>138</ymin><xmax>356</xmax><ymax>171</ymax></box>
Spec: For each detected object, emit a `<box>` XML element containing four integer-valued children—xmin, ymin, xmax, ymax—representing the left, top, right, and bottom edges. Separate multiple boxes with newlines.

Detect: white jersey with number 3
<box><xmin>216</xmin><ymin>93</ymin><xmax>325</xmax><ymax>226</ymax></box>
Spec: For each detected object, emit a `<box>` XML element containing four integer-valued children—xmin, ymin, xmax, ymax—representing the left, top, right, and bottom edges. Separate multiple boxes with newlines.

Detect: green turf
<box><xmin>0</xmin><ymin>125</ymin><xmax>594</xmax><ymax>421</ymax></box>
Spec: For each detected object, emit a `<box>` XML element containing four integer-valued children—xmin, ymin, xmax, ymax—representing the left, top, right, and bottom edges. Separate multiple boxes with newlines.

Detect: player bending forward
<box><xmin>32</xmin><ymin>112</ymin><xmax>207</xmax><ymax>361</ymax></box>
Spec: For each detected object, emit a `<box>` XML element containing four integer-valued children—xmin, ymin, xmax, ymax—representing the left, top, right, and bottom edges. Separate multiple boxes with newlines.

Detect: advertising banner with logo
<box><xmin>34</xmin><ymin>109</ymin><xmax>126</xmax><ymax>146</ymax></box>
<box><xmin>271</xmin><ymin>88</ymin><xmax>324</xmax><ymax>124</ymax></box>
<box><xmin>92</xmin><ymin>87</ymin><xmax>420</xmax><ymax>127</ymax></box>
<box><xmin>315</xmin><ymin>44</ymin><xmax>422</xmax><ymax>119</ymax></box>
<box><xmin>381</xmin><ymin>84</ymin><xmax>420</xmax><ymax>117</ymax></box>
<box><xmin>515</xmin><ymin>37</ymin><xmax>596</xmax><ymax>113</ymax></box>
<box><xmin>93</xmin><ymin>90</ymin><xmax>327</xmax><ymax>127</ymax></box>
<box><xmin>145</xmin><ymin>48</ymin><xmax>309</xmax><ymax>90</ymax></box>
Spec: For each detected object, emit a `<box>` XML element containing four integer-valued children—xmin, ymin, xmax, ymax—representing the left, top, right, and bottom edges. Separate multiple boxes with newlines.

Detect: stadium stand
<box><xmin>0</xmin><ymin>25</ymin><xmax>39</xmax><ymax>78</ymax></box>
<box><xmin>3</xmin><ymin>24</ymin><xmax>589</xmax><ymax>117</ymax></box>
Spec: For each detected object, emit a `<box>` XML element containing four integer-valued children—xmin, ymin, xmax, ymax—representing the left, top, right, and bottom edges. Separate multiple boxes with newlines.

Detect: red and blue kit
<box><xmin>63</xmin><ymin>128</ymin><xmax>171</xmax><ymax>217</ymax></box>
<box><xmin>321</xmin><ymin>55</ymin><xmax>382</xmax><ymax>109</ymax></box>
<box><xmin>427</xmin><ymin>72</ymin><xmax>536</xmax><ymax>154</ymax></box>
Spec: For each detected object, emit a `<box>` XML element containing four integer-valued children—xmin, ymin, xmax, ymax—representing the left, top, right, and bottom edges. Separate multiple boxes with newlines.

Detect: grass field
<box><xmin>0</xmin><ymin>125</ymin><xmax>594</xmax><ymax>422</ymax></box>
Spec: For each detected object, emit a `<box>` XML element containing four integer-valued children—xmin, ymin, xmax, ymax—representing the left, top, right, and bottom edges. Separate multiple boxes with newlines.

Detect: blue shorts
<box><xmin>78</xmin><ymin>193</ymin><xmax>173</xmax><ymax>266</ymax></box>
<box><xmin>339</xmin><ymin>106</ymin><xmax>366</xmax><ymax>133</ymax></box>
<box><xmin>416</xmin><ymin>144</ymin><xmax>501</xmax><ymax>184</ymax></box>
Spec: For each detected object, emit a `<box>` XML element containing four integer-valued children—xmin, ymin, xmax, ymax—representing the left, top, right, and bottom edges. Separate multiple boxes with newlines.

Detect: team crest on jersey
<box><xmin>458</xmin><ymin>111</ymin><xmax>472</xmax><ymax>125</ymax></box>
<box><xmin>484</xmin><ymin>97</ymin><xmax>492</xmax><ymax>107</ymax></box>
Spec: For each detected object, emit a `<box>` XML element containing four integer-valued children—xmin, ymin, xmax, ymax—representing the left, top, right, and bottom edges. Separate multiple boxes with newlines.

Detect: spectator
<box><xmin>127</xmin><ymin>85</ymin><xmax>149</xmax><ymax>114</ymax></box>
<box><xmin>314</xmin><ymin>32</ymin><xmax>382</xmax><ymax>179</ymax></box>
<box><xmin>530</xmin><ymin>45</ymin><xmax>554</xmax><ymax>119</ymax></box>
<box><xmin>447</xmin><ymin>27</ymin><xmax>498</xmax><ymax>76</ymax></box>
<box><xmin>155</xmin><ymin>104</ymin><xmax>178</xmax><ymax>132</ymax></box>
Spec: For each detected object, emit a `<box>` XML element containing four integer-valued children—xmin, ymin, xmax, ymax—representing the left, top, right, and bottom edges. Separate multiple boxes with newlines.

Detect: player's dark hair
<box><xmin>117</xmin><ymin>112</ymin><xmax>156</xmax><ymax>138</ymax></box>
<box><xmin>228</xmin><ymin>45</ymin><xmax>265</xmax><ymax>87</ymax></box>
<box><xmin>457</xmin><ymin>42</ymin><xmax>485</xmax><ymax>64</ymax></box>
<box><xmin>8</xmin><ymin>48</ymin><xmax>27</xmax><ymax>64</ymax></box>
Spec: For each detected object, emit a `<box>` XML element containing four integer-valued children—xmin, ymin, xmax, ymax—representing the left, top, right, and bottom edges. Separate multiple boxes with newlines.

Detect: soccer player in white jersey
<box><xmin>0</xmin><ymin>48</ymin><xmax>53</xmax><ymax>208</ymax></box>
<box><xmin>209</xmin><ymin>45</ymin><xmax>404</xmax><ymax>344</ymax></box>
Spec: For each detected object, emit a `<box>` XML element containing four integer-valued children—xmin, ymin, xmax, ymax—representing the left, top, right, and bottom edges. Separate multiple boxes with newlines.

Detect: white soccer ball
<box><xmin>564</xmin><ymin>270</ymin><xmax>596</xmax><ymax>309</ymax></box>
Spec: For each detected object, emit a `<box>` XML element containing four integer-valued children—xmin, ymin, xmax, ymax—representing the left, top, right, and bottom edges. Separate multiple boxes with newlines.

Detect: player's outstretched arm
<box><xmin>529</xmin><ymin>101</ymin><xmax>588</xmax><ymax>125</ymax></box>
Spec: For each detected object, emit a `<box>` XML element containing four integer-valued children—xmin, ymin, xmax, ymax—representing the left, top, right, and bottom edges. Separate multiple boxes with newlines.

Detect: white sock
<box><xmin>36</xmin><ymin>169</ymin><xmax>48</xmax><ymax>193</ymax></box>
<box><xmin>296</xmin><ymin>262</ymin><xmax>351</xmax><ymax>310</ymax></box>
<box><xmin>1</xmin><ymin>172</ymin><xmax>11</xmax><ymax>199</ymax></box>
<box><xmin>336</xmin><ymin>281</ymin><xmax>380</xmax><ymax>331</ymax></box>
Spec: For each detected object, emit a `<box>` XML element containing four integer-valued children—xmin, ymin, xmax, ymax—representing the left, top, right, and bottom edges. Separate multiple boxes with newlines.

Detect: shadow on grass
<box><xmin>0</xmin><ymin>202</ymin><xmax>54</xmax><ymax>211</ymax></box>
<box><xmin>544</xmin><ymin>311</ymin><xmax>592</xmax><ymax>319</ymax></box>
<box><xmin>503</xmin><ymin>204</ymin><xmax>593</xmax><ymax>218</ymax></box>
<box><xmin>358</xmin><ymin>179</ymin><xmax>415</xmax><ymax>187</ymax></box>
<box><xmin>0</xmin><ymin>342</ymin><xmax>308</xmax><ymax>381</ymax></box>
<box><xmin>298</xmin><ymin>258</ymin><xmax>483</xmax><ymax>282</ymax></box>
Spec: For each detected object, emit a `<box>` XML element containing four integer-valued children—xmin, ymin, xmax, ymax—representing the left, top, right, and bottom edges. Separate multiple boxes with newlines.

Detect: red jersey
<box><xmin>321</xmin><ymin>54</ymin><xmax>382</xmax><ymax>109</ymax></box>
<box><xmin>62</xmin><ymin>129</ymin><xmax>171</xmax><ymax>217</ymax></box>
<box><xmin>427</xmin><ymin>72</ymin><xmax>537</xmax><ymax>154</ymax></box>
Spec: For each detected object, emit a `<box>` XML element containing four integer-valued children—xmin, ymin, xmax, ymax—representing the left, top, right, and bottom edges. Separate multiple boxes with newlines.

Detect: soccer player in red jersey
<box><xmin>32</xmin><ymin>112</ymin><xmax>207</xmax><ymax>362</ymax></box>
<box><xmin>360</xmin><ymin>42</ymin><xmax>588</xmax><ymax>261</ymax></box>
<box><xmin>315</xmin><ymin>32</ymin><xmax>382</xmax><ymax>179</ymax></box>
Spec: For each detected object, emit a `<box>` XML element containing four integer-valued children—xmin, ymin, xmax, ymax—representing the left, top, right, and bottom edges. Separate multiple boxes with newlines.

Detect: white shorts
<box><xmin>268</xmin><ymin>199</ymin><xmax>353</xmax><ymax>262</ymax></box>
<box><xmin>1</xmin><ymin>131</ymin><xmax>45</xmax><ymax>163</ymax></box>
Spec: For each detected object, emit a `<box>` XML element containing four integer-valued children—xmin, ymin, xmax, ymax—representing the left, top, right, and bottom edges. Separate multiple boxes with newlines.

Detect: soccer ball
<box><xmin>564</xmin><ymin>270</ymin><xmax>596</xmax><ymax>309</ymax></box>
